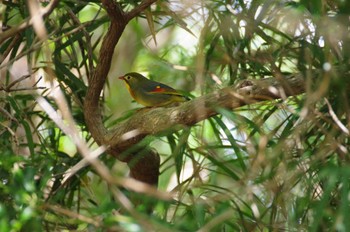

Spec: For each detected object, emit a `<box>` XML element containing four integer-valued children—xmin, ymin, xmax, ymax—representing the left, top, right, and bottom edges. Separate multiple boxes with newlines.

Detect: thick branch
<box><xmin>84</xmin><ymin>0</ymin><xmax>158</xmax><ymax>145</ymax></box>
<box><xmin>84</xmin><ymin>1</ymin><xmax>126</xmax><ymax>145</ymax></box>
<box><xmin>106</xmin><ymin>74</ymin><xmax>305</xmax><ymax>159</ymax></box>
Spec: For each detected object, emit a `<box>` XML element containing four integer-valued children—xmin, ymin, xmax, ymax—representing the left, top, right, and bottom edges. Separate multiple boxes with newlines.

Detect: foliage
<box><xmin>1</xmin><ymin>0</ymin><xmax>350</xmax><ymax>231</ymax></box>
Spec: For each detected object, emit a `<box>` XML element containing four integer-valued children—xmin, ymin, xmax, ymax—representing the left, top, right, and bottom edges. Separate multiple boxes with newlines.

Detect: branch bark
<box><xmin>105</xmin><ymin>73</ymin><xmax>305</xmax><ymax>158</ymax></box>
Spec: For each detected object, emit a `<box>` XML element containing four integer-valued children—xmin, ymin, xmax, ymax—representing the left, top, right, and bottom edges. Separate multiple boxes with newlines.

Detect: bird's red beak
<box><xmin>118</xmin><ymin>75</ymin><xmax>125</xmax><ymax>80</ymax></box>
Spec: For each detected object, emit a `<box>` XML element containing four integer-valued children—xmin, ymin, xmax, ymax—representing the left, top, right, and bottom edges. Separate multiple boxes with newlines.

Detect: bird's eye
<box><xmin>126</xmin><ymin>76</ymin><xmax>131</xmax><ymax>80</ymax></box>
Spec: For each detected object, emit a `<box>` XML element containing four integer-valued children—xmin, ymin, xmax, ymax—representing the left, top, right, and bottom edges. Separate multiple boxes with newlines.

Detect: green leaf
<box><xmin>212</xmin><ymin>114</ymin><xmax>246</xmax><ymax>171</ymax></box>
<box><xmin>173</xmin><ymin>128</ymin><xmax>191</xmax><ymax>182</ymax></box>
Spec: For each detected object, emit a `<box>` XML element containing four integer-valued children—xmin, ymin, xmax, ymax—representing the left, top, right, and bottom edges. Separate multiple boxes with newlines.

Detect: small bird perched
<box><xmin>119</xmin><ymin>72</ymin><xmax>188</xmax><ymax>107</ymax></box>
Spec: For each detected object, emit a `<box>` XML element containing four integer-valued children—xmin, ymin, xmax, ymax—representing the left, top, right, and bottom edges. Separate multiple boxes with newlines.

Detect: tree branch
<box><xmin>105</xmin><ymin>74</ymin><xmax>305</xmax><ymax>159</ymax></box>
<box><xmin>126</xmin><ymin>0</ymin><xmax>158</xmax><ymax>22</ymax></box>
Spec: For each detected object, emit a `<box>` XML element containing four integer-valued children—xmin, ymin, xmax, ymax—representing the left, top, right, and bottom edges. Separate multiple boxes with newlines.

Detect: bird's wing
<box><xmin>145</xmin><ymin>83</ymin><xmax>184</xmax><ymax>96</ymax></box>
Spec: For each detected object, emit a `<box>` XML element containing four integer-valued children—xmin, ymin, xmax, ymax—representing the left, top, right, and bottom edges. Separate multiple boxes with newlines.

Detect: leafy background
<box><xmin>1</xmin><ymin>0</ymin><xmax>350</xmax><ymax>231</ymax></box>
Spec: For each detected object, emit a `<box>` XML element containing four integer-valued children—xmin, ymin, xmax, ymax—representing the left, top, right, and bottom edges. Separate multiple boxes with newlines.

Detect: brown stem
<box><xmin>84</xmin><ymin>0</ymin><xmax>127</xmax><ymax>145</ymax></box>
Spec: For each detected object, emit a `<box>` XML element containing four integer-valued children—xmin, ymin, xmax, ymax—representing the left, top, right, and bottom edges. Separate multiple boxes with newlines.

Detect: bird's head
<box><xmin>118</xmin><ymin>72</ymin><xmax>148</xmax><ymax>88</ymax></box>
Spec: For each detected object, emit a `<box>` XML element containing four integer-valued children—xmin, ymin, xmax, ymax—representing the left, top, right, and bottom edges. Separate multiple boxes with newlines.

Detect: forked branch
<box><xmin>83</xmin><ymin>0</ymin><xmax>160</xmax><ymax>186</ymax></box>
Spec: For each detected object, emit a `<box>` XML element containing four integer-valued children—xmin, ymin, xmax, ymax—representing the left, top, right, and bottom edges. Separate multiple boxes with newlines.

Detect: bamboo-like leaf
<box><xmin>145</xmin><ymin>9</ymin><xmax>157</xmax><ymax>46</ymax></box>
<box><xmin>7</xmin><ymin>96</ymin><xmax>35</xmax><ymax>156</ymax></box>
<box><xmin>173</xmin><ymin>128</ymin><xmax>191</xmax><ymax>183</ymax></box>
<box><xmin>310</xmin><ymin>168</ymin><xmax>338</xmax><ymax>232</ymax></box>
<box><xmin>212</xmin><ymin>114</ymin><xmax>246</xmax><ymax>171</ymax></box>
<box><xmin>158</xmin><ymin>1</ymin><xmax>196</xmax><ymax>37</ymax></box>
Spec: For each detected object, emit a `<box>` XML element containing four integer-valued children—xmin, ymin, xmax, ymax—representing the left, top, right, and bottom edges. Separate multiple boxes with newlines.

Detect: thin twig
<box><xmin>43</xmin><ymin>204</ymin><xmax>101</xmax><ymax>227</ymax></box>
<box><xmin>0</xmin><ymin>34</ymin><xmax>22</xmax><ymax>65</ymax></box>
<box><xmin>325</xmin><ymin>98</ymin><xmax>349</xmax><ymax>135</ymax></box>
<box><xmin>126</xmin><ymin>0</ymin><xmax>158</xmax><ymax>22</ymax></box>
<box><xmin>0</xmin><ymin>0</ymin><xmax>59</xmax><ymax>44</ymax></box>
<box><xmin>5</xmin><ymin>74</ymin><xmax>31</xmax><ymax>90</ymax></box>
<box><xmin>0</xmin><ymin>107</ymin><xmax>19</xmax><ymax>123</ymax></box>
<box><xmin>0</xmin><ymin>74</ymin><xmax>46</xmax><ymax>92</ymax></box>
<box><xmin>0</xmin><ymin>87</ymin><xmax>46</xmax><ymax>92</ymax></box>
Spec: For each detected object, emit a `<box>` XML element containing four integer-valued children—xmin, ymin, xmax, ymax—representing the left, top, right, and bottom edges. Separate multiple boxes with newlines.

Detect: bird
<box><xmin>118</xmin><ymin>72</ymin><xmax>188</xmax><ymax>107</ymax></box>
